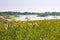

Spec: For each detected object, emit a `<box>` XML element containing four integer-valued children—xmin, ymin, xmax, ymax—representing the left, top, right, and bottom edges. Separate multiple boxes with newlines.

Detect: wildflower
<box><xmin>28</xmin><ymin>23</ymin><xmax>32</xmax><ymax>25</ymax></box>
<box><xmin>5</xmin><ymin>19</ymin><xmax>11</xmax><ymax>22</ymax></box>
<box><xmin>34</xmin><ymin>22</ymin><xmax>39</xmax><ymax>26</ymax></box>
<box><xmin>4</xmin><ymin>24</ymin><xmax>8</xmax><ymax>30</ymax></box>
<box><xmin>0</xmin><ymin>16</ymin><xmax>5</xmax><ymax>19</ymax></box>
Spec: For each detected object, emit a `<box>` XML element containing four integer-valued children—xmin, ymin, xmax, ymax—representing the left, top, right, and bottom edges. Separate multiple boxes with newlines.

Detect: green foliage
<box><xmin>0</xmin><ymin>19</ymin><xmax>60</xmax><ymax>40</ymax></box>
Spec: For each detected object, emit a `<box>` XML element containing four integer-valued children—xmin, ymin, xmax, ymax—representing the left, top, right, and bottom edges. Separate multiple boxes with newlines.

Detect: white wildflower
<box><xmin>34</xmin><ymin>22</ymin><xmax>39</xmax><ymax>26</ymax></box>
<box><xmin>28</xmin><ymin>23</ymin><xmax>32</xmax><ymax>25</ymax></box>
<box><xmin>5</xmin><ymin>19</ymin><xmax>11</xmax><ymax>22</ymax></box>
<box><xmin>0</xmin><ymin>16</ymin><xmax>5</xmax><ymax>19</ymax></box>
<box><xmin>4</xmin><ymin>24</ymin><xmax>8</xmax><ymax>30</ymax></box>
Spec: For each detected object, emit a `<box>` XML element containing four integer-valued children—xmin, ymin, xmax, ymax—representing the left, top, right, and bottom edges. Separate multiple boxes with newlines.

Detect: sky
<box><xmin>0</xmin><ymin>0</ymin><xmax>60</xmax><ymax>12</ymax></box>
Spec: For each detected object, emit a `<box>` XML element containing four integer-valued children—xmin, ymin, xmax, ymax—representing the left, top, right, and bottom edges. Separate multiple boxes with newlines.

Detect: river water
<box><xmin>12</xmin><ymin>15</ymin><xmax>60</xmax><ymax>21</ymax></box>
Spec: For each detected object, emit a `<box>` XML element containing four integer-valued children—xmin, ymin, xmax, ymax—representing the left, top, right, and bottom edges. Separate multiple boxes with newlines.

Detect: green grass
<box><xmin>0</xmin><ymin>19</ymin><xmax>60</xmax><ymax>40</ymax></box>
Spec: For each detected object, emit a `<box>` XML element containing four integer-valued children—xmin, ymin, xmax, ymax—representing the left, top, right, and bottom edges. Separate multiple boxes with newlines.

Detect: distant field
<box><xmin>0</xmin><ymin>19</ymin><xmax>60</xmax><ymax>40</ymax></box>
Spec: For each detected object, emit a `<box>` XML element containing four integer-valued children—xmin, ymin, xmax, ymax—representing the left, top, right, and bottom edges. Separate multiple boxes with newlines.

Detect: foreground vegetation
<box><xmin>0</xmin><ymin>19</ymin><xmax>60</xmax><ymax>40</ymax></box>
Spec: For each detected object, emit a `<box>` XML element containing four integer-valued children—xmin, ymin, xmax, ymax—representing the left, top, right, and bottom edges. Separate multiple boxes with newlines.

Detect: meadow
<box><xmin>0</xmin><ymin>19</ymin><xmax>60</xmax><ymax>40</ymax></box>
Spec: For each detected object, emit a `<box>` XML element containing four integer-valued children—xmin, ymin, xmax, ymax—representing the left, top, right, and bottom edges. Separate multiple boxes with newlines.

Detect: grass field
<box><xmin>0</xmin><ymin>19</ymin><xmax>60</xmax><ymax>40</ymax></box>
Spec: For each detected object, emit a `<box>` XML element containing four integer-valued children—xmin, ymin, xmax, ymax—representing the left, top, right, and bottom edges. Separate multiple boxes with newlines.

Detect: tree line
<box><xmin>0</xmin><ymin>12</ymin><xmax>60</xmax><ymax>17</ymax></box>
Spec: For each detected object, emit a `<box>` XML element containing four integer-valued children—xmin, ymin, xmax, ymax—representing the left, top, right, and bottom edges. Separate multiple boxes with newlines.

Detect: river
<box><xmin>12</xmin><ymin>15</ymin><xmax>60</xmax><ymax>21</ymax></box>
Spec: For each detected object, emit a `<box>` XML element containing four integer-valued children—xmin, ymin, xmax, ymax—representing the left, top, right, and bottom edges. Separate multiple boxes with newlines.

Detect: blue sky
<box><xmin>0</xmin><ymin>0</ymin><xmax>60</xmax><ymax>12</ymax></box>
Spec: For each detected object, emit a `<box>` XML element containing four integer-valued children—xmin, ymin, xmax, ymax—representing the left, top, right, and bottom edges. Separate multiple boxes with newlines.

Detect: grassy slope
<box><xmin>0</xmin><ymin>19</ymin><xmax>60</xmax><ymax>40</ymax></box>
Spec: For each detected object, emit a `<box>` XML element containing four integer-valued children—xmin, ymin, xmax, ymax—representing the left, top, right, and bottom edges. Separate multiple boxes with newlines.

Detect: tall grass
<box><xmin>0</xmin><ymin>19</ymin><xmax>60</xmax><ymax>40</ymax></box>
